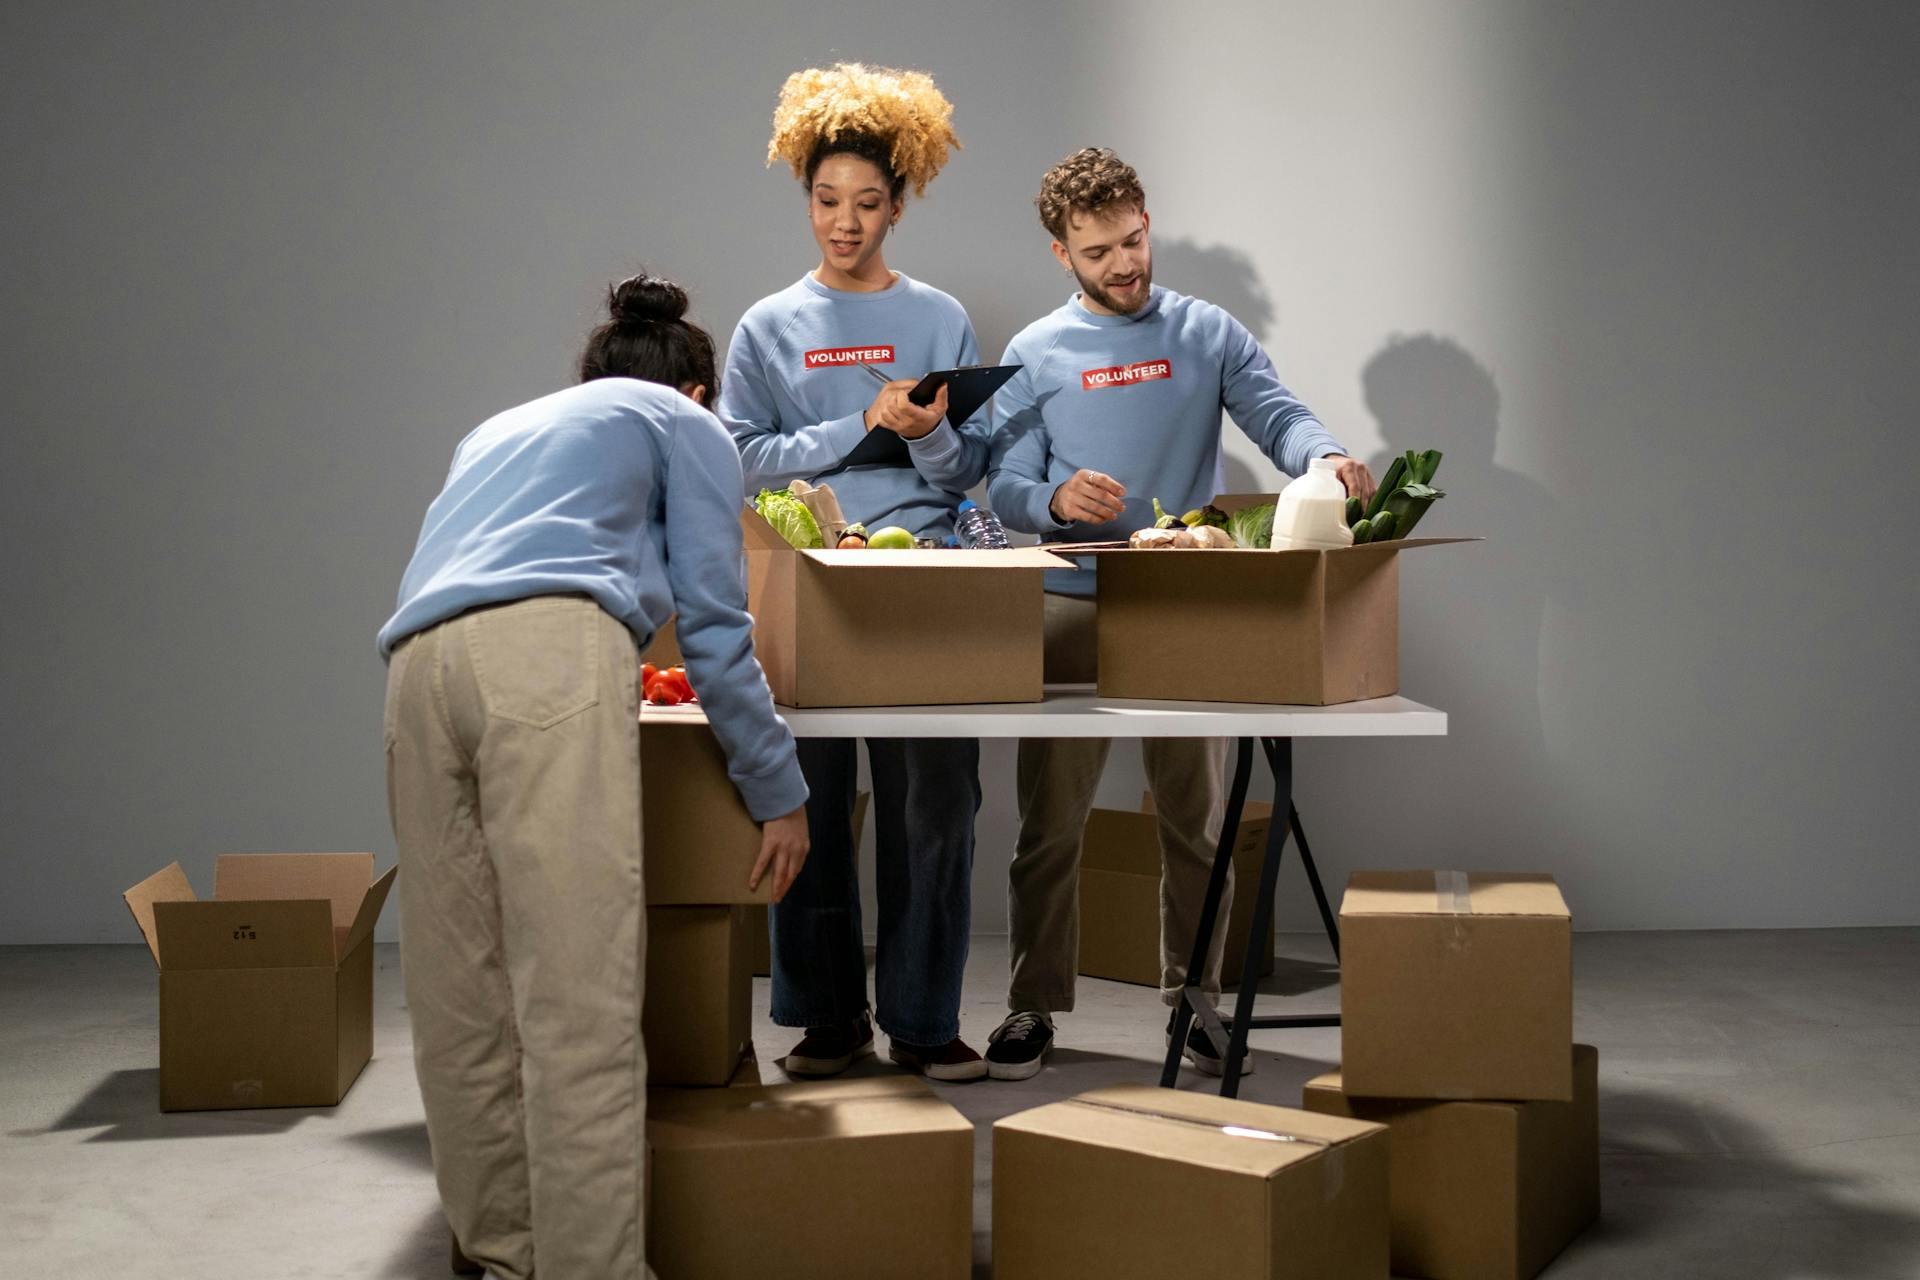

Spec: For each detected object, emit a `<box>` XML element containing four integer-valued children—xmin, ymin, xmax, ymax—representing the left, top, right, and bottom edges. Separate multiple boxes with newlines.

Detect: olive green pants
<box><xmin>1009</xmin><ymin>592</ymin><xmax>1231</xmax><ymax>1011</ymax></box>
<box><xmin>385</xmin><ymin>597</ymin><xmax>655</xmax><ymax>1280</ymax></box>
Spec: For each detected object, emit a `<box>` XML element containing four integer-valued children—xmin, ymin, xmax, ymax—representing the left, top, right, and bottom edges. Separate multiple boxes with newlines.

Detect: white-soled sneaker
<box><xmin>985</xmin><ymin>1011</ymin><xmax>1055</xmax><ymax>1081</ymax></box>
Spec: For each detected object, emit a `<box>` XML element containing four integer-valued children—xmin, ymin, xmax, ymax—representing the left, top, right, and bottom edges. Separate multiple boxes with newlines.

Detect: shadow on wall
<box><xmin>1154</xmin><ymin>236</ymin><xmax>1275</xmax><ymax>497</ymax></box>
<box><xmin>1571</xmin><ymin>1084</ymin><xmax>1920</xmax><ymax>1277</ymax></box>
<box><xmin>1359</xmin><ymin>335</ymin><xmax>1565</xmax><ymax>863</ymax></box>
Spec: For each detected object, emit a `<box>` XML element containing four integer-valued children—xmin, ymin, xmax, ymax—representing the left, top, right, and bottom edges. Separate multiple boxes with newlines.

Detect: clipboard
<box><xmin>834</xmin><ymin>363</ymin><xmax>1023</xmax><ymax>471</ymax></box>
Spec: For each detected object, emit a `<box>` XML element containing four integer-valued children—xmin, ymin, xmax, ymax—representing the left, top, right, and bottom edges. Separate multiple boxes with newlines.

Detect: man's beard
<box><xmin>1074</xmin><ymin>257</ymin><xmax>1153</xmax><ymax>315</ymax></box>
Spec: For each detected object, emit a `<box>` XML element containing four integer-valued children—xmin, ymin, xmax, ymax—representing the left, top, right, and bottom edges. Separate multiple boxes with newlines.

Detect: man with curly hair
<box><xmin>981</xmin><ymin>147</ymin><xmax>1375</xmax><ymax>1081</ymax></box>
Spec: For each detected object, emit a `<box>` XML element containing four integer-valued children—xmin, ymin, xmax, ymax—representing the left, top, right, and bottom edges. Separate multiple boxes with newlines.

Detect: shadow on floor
<box><xmin>1232</xmin><ymin>952</ymin><xmax>1340</xmax><ymax>999</ymax></box>
<box><xmin>15</xmin><ymin>1067</ymin><xmax>328</xmax><ymax>1142</ymax></box>
<box><xmin>348</xmin><ymin>1119</ymin><xmax>434</xmax><ymax>1171</ymax></box>
<box><xmin>1559</xmin><ymin>1083</ymin><xmax>1920</xmax><ymax>1278</ymax></box>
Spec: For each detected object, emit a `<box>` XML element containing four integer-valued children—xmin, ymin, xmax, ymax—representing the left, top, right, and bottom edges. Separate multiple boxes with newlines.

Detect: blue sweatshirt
<box><xmin>986</xmin><ymin>285</ymin><xmax>1346</xmax><ymax>595</ymax></box>
<box><xmin>719</xmin><ymin>271</ymin><xmax>988</xmax><ymax>539</ymax></box>
<box><xmin>377</xmin><ymin>378</ymin><xmax>807</xmax><ymax>822</ymax></box>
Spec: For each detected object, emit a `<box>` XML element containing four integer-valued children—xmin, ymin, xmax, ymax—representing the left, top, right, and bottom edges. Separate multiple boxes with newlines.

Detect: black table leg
<box><xmin>1292</xmin><ymin>804</ymin><xmax>1340</xmax><ymax>961</ymax></box>
<box><xmin>1161</xmin><ymin>735</ymin><xmax>1342</xmax><ymax>1095</ymax></box>
<box><xmin>1159</xmin><ymin>736</ymin><xmax>1252</xmax><ymax>1088</ymax></box>
<box><xmin>1219</xmin><ymin>738</ymin><xmax>1293</xmax><ymax>1096</ymax></box>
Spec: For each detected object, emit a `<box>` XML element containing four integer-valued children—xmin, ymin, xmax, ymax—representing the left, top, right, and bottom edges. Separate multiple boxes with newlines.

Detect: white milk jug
<box><xmin>1269</xmin><ymin>457</ymin><xmax>1354</xmax><ymax>551</ymax></box>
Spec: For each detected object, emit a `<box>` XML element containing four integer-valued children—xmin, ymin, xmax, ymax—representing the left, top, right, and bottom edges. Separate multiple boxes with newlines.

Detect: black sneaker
<box><xmin>1166</xmin><ymin>1007</ymin><xmax>1253</xmax><ymax>1078</ymax></box>
<box><xmin>985</xmin><ymin>1011</ymin><xmax>1055</xmax><ymax>1081</ymax></box>
<box><xmin>782</xmin><ymin>1013</ymin><xmax>874</xmax><ymax>1077</ymax></box>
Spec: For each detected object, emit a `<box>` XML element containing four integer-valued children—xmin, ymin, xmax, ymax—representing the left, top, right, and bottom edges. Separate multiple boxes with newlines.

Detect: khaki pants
<box><xmin>1010</xmin><ymin>593</ymin><xmax>1231</xmax><ymax>1010</ymax></box>
<box><xmin>385</xmin><ymin>596</ymin><xmax>654</xmax><ymax>1280</ymax></box>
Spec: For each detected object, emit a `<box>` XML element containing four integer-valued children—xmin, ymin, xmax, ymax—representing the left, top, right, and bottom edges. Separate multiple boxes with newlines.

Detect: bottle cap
<box><xmin>957</xmin><ymin>499</ymin><xmax>978</xmax><ymax>513</ymax></box>
<box><xmin>1309</xmin><ymin>456</ymin><xmax>1342</xmax><ymax>474</ymax></box>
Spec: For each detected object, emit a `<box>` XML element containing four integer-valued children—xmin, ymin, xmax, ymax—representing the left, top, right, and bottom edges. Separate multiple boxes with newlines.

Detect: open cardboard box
<box><xmin>122</xmin><ymin>853</ymin><xmax>395</xmax><ymax>1111</ymax></box>
<box><xmin>1076</xmin><ymin>493</ymin><xmax>1474</xmax><ymax>706</ymax></box>
<box><xmin>742</xmin><ymin>505</ymin><xmax>1073</xmax><ymax>707</ymax></box>
<box><xmin>1079</xmin><ymin>792</ymin><xmax>1274</xmax><ymax>986</ymax></box>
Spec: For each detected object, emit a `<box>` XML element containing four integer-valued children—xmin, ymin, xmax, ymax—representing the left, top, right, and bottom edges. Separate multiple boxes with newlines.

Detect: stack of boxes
<box><xmin>639</xmin><ymin>708</ymin><xmax>972</xmax><ymax>1276</ymax></box>
<box><xmin>1303</xmin><ymin>871</ymin><xmax>1599</xmax><ymax>1280</ymax></box>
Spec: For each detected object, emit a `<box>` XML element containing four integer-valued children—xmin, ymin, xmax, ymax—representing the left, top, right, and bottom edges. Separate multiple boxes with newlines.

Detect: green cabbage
<box><xmin>755</xmin><ymin>489</ymin><xmax>824</xmax><ymax>549</ymax></box>
<box><xmin>1227</xmin><ymin>503</ymin><xmax>1275</xmax><ymax>550</ymax></box>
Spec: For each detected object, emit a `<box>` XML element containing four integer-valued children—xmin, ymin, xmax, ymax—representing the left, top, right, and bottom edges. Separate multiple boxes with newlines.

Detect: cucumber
<box><xmin>1369</xmin><ymin>510</ymin><xmax>1397</xmax><ymax>542</ymax></box>
<box><xmin>1351</xmin><ymin>517</ymin><xmax>1373</xmax><ymax>543</ymax></box>
<box><xmin>1345</xmin><ymin>496</ymin><xmax>1364</xmax><ymax>527</ymax></box>
<box><xmin>1367</xmin><ymin>456</ymin><xmax>1407</xmax><ymax>520</ymax></box>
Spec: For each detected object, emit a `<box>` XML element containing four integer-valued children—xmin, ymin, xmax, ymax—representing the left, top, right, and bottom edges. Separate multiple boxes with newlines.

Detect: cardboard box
<box><xmin>996</xmin><ymin>1084</ymin><xmax>1388</xmax><ymax>1279</ymax></box>
<box><xmin>1079</xmin><ymin>793</ymin><xmax>1274</xmax><ymax>986</ymax></box>
<box><xmin>644</xmin><ymin>905</ymin><xmax>752</xmax><ymax>1086</ymax></box>
<box><xmin>1084</xmin><ymin>495</ymin><xmax>1472</xmax><ymax>705</ymax></box>
<box><xmin>121</xmin><ymin>854</ymin><xmax>396</xmax><ymax>1111</ymax></box>
<box><xmin>1303</xmin><ymin>1046</ymin><xmax>1600</xmax><ymax>1280</ymax></box>
<box><xmin>640</xmin><ymin>712</ymin><xmax>768</xmax><ymax>906</ymax></box>
<box><xmin>647</xmin><ymin>1076</ymin><xmax>972</xmax><ymax>1278</ymax></box>
<box><xmin>742</xmin><ymin>505</ymin><xmax>1071</xmax><ymax>706</ymax></box>
<box><xmin>1340</xmin><ymin>871</ymin><xmax>1573</xmax><ymax>1101</ymax></box>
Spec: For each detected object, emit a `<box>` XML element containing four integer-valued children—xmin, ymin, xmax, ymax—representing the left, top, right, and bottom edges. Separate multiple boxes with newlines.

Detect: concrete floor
<box><xmin>4</xmin><ymin>930</ymin><xmax>1919</xmax><ymax>1278</ymax></box>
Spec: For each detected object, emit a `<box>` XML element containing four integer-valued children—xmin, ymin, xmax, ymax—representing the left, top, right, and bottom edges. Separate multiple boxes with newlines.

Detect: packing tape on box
<box><xmin>1435</xmin><ymin>869</ymin><xmax>1473</xmax><ymax>914</ymax></box>
<box><xmin>1066</xmin><ymin>1097</ymin><xmax>1346</xmax><ymax>1198</ymax></box>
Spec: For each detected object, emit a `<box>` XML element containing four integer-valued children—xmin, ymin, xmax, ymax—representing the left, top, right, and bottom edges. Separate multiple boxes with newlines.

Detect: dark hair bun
<box><xmin>608</xmin><ymin>273</ymin><xmax>688</xmax><ymax>325</ymax></box>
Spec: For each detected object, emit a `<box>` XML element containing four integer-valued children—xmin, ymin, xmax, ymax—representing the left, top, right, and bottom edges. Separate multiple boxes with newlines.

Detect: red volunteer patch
<box><xmin>805</xmin><ymin>344</ymin><xmax>896</xmax><ymax>370</ymax></box>
<box><xmin>1081</xmin><ymin>358</ymin><xmax>1173</xmax><ymax>390</ymax></box>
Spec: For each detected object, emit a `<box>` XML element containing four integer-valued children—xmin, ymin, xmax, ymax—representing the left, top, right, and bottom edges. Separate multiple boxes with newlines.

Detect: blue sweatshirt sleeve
<box><xmin>721</xmin><ymin>318</ymin><xmax>868</xmax><ymax>492</ymax></box>
<box><xmin>1217</xmin><ymin>311</ymin><xmax>1345</xmax><ymax>476</ymax></box>
<box><xmin>905</xmin><ymin>313</ymin><xmax>990</xmax><ymax>492</ymax></box>
<box><xmin>985</xmin><ymin>336</ymin><xmax>1072</xmax><ymax>533</ymax></box>
<box><xmin>662</xmin><ymin>407</ymin><xmax>809</xmax><ymax>821</ymax></box>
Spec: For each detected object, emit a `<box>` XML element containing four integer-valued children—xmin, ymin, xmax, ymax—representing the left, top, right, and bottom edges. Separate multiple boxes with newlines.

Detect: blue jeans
<box><xmin>770</xmin><ymin>736</ymin><xmax>980</xmax><ymax>1047</ymax></box>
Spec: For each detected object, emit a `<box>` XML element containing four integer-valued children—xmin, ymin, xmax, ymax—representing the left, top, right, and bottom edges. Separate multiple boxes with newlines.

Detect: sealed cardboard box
<box><xmin>647</xmin><ymin>1076</ymin><xmax>972</xmax><ymax>1278</ymax></box>
<box><xmin>1340</xmin><ymin>871</ymin><xmax>1573</xmax><ymax>1101</ymax></box>
<box><xmin>742</xmin><ymin>505</ymin><xmax>1072</xmax><ymax>707</ymax></box>
<box><xmin>994</xmin><ymin>1083</ymin><xmax>1389</xmax><ymax>1279</ymax></box>
<box><xmin>121</xmin><ymin>854</ymin><xmax>396</xmax><ymax>1111</ymax></box>
<box><xmin>1303</xmin><ymin>1045</ymin><xmax>1600</xmax><ymax>1280</ymax></box>
<box><xmin>1079</xmin><ymin>793</ymin><xmax>1274</xmax><ymax>986</ymax></box>
<box><xmin>1085</xmin><ymin>495</ymin><xmax>1472</xmax><ymax>705</ymax></box>
<box><xmin>644</xmin><ymin>905</ymin><xmax>751</xmax><ymax>1086</ymax></box>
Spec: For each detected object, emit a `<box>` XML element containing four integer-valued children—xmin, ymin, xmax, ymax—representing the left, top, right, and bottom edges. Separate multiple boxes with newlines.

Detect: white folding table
<box><xmin>662</xmin><ymin>688</ymin><xmax>1447</xmax><ymax>1094</ymax></box>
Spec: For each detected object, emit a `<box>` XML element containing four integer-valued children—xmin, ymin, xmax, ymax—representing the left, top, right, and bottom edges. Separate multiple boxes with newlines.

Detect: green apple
<box><xmin>867</xmin><ymin>525</ymin><xmax>915</xmax><ymax>550</ymax></box>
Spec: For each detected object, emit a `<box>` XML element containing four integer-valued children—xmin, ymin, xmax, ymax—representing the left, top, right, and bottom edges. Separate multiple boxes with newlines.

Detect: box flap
<box><xmin>796</xmin><ymin>547</ymin><xmax>1073</xmax><ymax>570</ymax></box>
<box><xmin>1342</xmin><ymin>870</ymin><xmax>1569</xmax><ymax>919</ymax></box>
<box><xmin>339</xmin><ymin>865</ymin><xmax>397</xmax><ymax>958</ymax></box>
<box><xmin>995</xmin><ymin>1083</ymin><xmax>1382</xmax><ymax>1180</ymax></box>
<box><xmin>740</xmin><ymin>504</ymin><xmax>797</xmax><ymax>553</ymax></box>
<box><xmin>152</xmin><ymin>898</ymin><xmax>338</xmax><ymax>969</ymax></box>
<box><xmin>214</xmin><ymin>853</ymin><xmax>376</xmax><ymax>934</ymax></box>
<box><xmin>647</xmin><ymin>1075</ymin><xmax>971</xmax><ymax>1151</ymax></box>
<box><xmin>123</xmin><ymin>862</ymin><xmax>196</xmax><ymax>966</ymax></box>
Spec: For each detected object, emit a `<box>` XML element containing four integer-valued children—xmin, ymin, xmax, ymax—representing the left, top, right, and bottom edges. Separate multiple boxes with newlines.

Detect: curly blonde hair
<box><xmin>767</xmin><ymin>62</ymin><xmax>959</xmax><ymax>200</ymax></box>
<box><xmin>1035</xmin><ymin>147</ymin><xmax>1145</xmax><ymax>240</ymax></box>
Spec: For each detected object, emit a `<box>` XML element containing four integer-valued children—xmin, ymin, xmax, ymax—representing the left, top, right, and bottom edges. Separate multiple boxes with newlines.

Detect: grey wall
<box><xmin>3</xmin><ymin>1</ymin><xmax>1914</xmax><ymax>944</ymax></box>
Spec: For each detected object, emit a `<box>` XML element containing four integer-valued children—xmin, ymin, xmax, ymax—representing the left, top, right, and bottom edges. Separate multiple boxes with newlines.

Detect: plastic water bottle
<box><xmin>1269</xmin><ymin>457</ymin><xmax>1355</xmax><ymax>551</ymax></box>
<box><xmin>954</xmin><ymin>499</ymin><xmax>1011</xmax><ymax>549</ymax></box>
